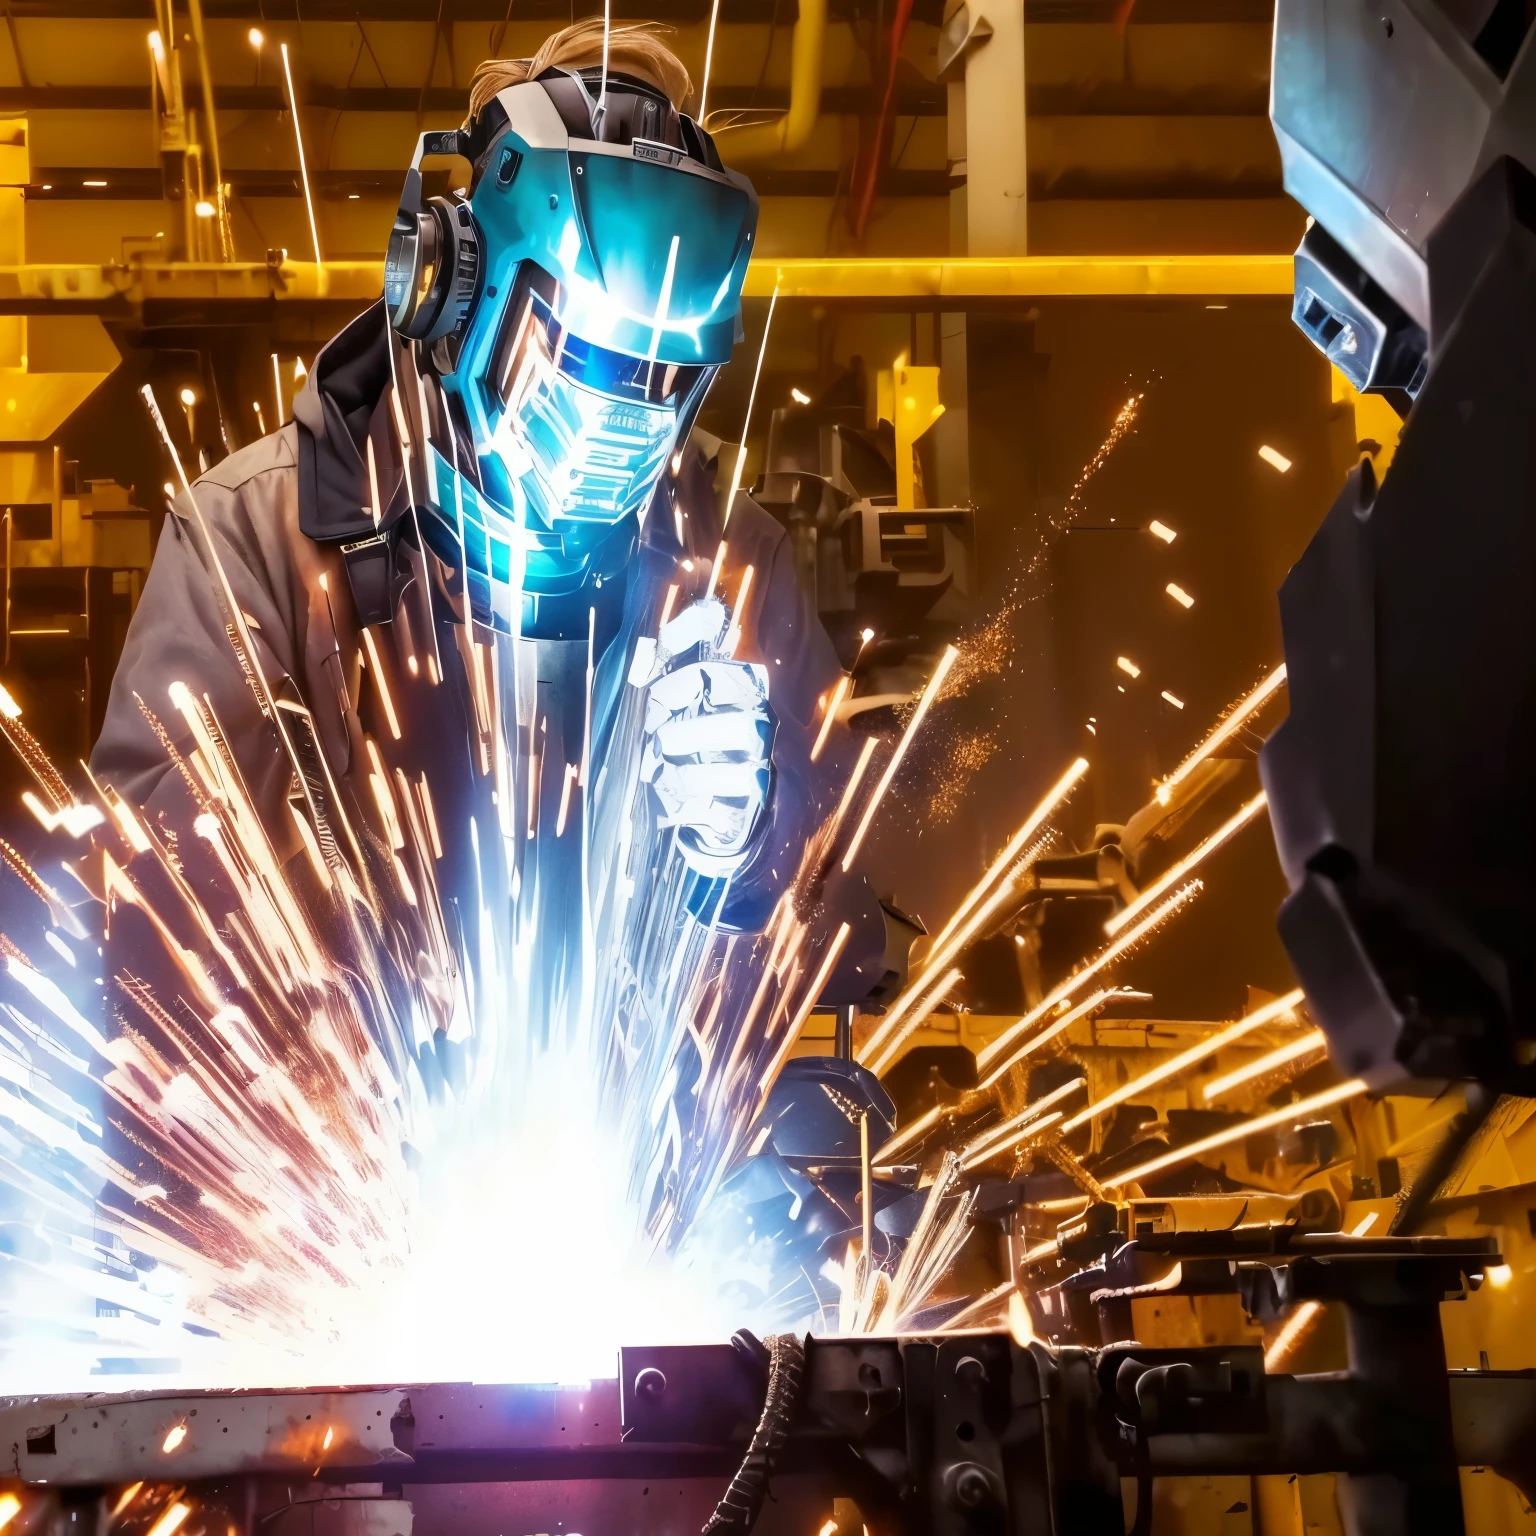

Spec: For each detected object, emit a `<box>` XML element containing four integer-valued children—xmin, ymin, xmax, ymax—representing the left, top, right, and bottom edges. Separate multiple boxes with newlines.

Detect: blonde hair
<box><xmin>466</xmin><ymin>19</ymin><xmax>693</xmax><ymax>125</ymax></box>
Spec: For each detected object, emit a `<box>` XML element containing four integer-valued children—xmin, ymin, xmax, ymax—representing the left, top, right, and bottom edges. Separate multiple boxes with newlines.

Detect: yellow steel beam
<box><xmin>0</xmin><ymin>254</ymin><xmax>1294</xmax><ymax>312</ymax></box>
<box><xmin>742</xmin><ymin>254</ymin><xmax>1295</xmax><ymax>299</ymax></box>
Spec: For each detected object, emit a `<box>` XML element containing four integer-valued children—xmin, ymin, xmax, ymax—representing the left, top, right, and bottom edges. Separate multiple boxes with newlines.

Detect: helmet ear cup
<box><xmin>384</xmin><ymin>196</ymin><xmax>481</xmax><ymax>343</ymax></box>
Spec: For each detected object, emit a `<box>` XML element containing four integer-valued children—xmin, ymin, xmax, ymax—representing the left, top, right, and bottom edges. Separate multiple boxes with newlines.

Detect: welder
<box><xmin>89</xmin><ymin>21</ymin><xmax>883</xmax><ymax>1065</ymax></box>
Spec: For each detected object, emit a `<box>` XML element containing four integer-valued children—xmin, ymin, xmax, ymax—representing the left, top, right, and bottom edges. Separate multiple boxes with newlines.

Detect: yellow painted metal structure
<box><xmin>708</xmin><ymin>0</ymin><xmax>827</xmax><ymax>161</ymax></box>
<box><xmin>0</xmin><ymin>253</ymin><xmax>1297</xmax><ymax>313</ymax></box>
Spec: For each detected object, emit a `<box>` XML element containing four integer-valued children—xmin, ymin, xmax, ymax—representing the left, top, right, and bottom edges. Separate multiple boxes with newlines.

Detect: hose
<box><xmin>700</xmin><ymin>1332</ymin><xmax>807</xmax><ymax>1536</ymax></box>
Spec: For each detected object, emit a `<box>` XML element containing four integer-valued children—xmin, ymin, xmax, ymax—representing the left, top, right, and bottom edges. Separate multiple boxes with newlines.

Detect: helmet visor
<box><xmin>482</xmin><ymin>271</ymin><xmax>711</xmax><ymax>527</ymax></box>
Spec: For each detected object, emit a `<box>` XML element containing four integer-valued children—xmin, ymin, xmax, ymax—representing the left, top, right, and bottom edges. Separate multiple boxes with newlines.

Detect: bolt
<box><xmin>953</xmin><ymin>1464</ymin><xmax>994</xmax><ymax>1510</ymax></box>
<box><xmin>955</xmin><ymin>1355</ymin><xmax>988</xmax><ymax>1385</ymax></box>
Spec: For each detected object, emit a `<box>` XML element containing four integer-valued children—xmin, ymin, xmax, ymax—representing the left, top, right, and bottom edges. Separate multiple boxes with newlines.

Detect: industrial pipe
<box><xmin>709</xmin><ymin>0</ymin><xmax>826</xmax><ymax>163</ymax></box>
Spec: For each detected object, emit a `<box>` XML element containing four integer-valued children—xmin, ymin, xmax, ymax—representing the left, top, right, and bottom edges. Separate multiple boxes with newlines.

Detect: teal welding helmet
<box><xmin>384</xmin><ymin>68</ymin><xmax>758</xmax><ymax>631</ymax></box>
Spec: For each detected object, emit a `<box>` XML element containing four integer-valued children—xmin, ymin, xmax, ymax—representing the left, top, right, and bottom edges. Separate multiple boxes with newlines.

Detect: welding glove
<box><xmin>638</xmin><ymin>598</ymin><xmax>775</xmax><ymax>878</ymax></box>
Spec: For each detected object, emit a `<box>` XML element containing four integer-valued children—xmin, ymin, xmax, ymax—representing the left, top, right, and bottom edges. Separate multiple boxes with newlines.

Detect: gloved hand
<box><xmin>637</xmin><ymin>598</ymin><xmax>775</xmax><ymax>878</ymax></box>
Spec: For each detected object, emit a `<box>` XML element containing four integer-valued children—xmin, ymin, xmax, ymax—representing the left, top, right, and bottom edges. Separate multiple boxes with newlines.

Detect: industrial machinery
<box><xmin>4</xmin><ymin>1258</ymin><xmax>1533</xmax><ymax>1536</ymax></box>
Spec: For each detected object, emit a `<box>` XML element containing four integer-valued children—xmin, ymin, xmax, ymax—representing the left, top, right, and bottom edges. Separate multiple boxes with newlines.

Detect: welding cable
<box><xmin>700</xmin><ymin>1331</ymin><xmax>807</xmax><ymax>1536</ymax></box>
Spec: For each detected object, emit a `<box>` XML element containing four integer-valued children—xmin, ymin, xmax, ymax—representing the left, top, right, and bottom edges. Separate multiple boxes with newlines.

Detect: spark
<box><xmin>810</xmin><ymin>674</ymin><xmax>850</xmax><ymax>762</ymax></box>
<box><xmin>790</xmin><ymin>387</ymin><xmax>811</xmax><ymax>404</ymax></box>
<box><xmin>322</xmin><ymin>1425</ymin><xmax>334</xmax><ymax>1450</ymax></box>
<box><xmin>925</xmin><ymin>728</ymin><xmax>997</xmax><ymax>824</ymax></box>
<box><xmin>715</xmin><ymin>283</ymin><xmax>780</xmax><ymax>575</ymax></box>
<box><xmin>1161</xmin><ymin>690</ymin><xmax>1184</xmax><ymax>709</ymax></box>
<box><xmin>1148</xmin><ymin>520</ymin><xmax>1177</xmax><ymax>543</ymax></box>
<box><xmin>864</xmin><ymin>967</ymin><xmax>963</xmax><ymax>1077</ymax></box>
<box><xmin>1155</xmin><ymin>662</ymin><xmax>1287</xmax><ymax>804</ymax></box>
<box><xmin>1105</xmin><ymin>790</ymin><xmax>1268</xmax><ymax>935</ymax></box>
<box><xmin>874</xmin><ymin>757</ymin><xmax>1090</xmax><ymax>1037</ymax></box>
<box><xmin>0</xmin><ymin>1497</ymin><xmax>18</xmax><ymax>1532</ymax></box>
<box><xmin>941</xmin><ymin>605</ymin><xmax>1015</xmax><ymax>701</ymax></box>
<box><xmin>986</xmin><ymin>986</ymin><xmax>1117</xmax><ymax>1074</ymax></box>
<box><xmin>1165</xmin><ymin>582</ymin><xmax>1194</xmax><ymax>609</ymax></box>
<box><xmin>841</xmin><ymin>645</ymin><xmax>958</xmax><ymax>871</ymax></box>
<box><xmin>1109</xmin><ymin>1077</ymin><xmax>1367</xmax><ymax>1190</ymax></box>
<box><xmin>977</xmin><ymin>882</ymin><xmax>1204</xmax><ymax>1081</ymax></box>
<box><xmin>162</xmin><ymin>1423</ymin><xmax>187</xmax><ymax>1453</ymax></box>
<box><xmin>361</xmin><ymin>627</ymin><xmax>402</xmax><ymax>740</ymax></box>
<box><xmin>957</xmin><ymin>1077</ymin><xmax>1085</xmax><ymax>1171</ymax></box>
<box><xmin>146</xmin><ymin>1504</ymin><xmax>191</xmax><ymax>1536</ymax></box>
<box><xmin>1265</xmin><ymin>1212</ymin><xmax>1378</xmax><ymax>1369</ymax></box>
<box><xmin>1059</xmin><ymin>989</ymin><xmax>1305</xmax><ymax>1133</ymax></box>
<box><xmin>1116</xmin><ymin>656</ymin><xmax>1140</xmax><ymax>678</ymax></box>
<box><xmin>1201</xmin><ymin>1028</ymin><xmax>1328</xmax><ymax>1101</ymax></box>
<box><xmin>1258</xmin><ymin>444</ymin><xmax>1292</xmax><ymax>473</ymax></box>
<box><xmin>940</xmin><ymin>1279</ymin><xmax>1016</xmax><ymax>1331</ymax></box>
<box><xmin>1010</xmin><ymin>393</ymin><xmax>1144</xmax><ymax>602</ymax></box>
<box><xmin>281</xmin><ymin>43</ymin><xmax>323</xmax><ymax>267</ymax></box>
<box><xmin>109</xmin><ymin>1485</ymin><xmax>144</xmax><ymax>1519</ymax></box>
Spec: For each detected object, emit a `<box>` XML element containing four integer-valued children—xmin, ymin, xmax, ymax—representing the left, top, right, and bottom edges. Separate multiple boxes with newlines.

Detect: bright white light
<box><xmin>860</xmin><ymin>627</ymin><xmax>874</xmax><ymax>643</ymax></box>
<box><xmin>1258</xmin><ymin>444</ymin><xmax>1293</xmax><ymax>473</ymax></box>
<box><xmin>1116</xmin><ymin>656</ymin><xmax>1140</xmax><ymax>679</ymax></box>
<box><xmin>161</xmin><ymin>1423</ymin><xmax>186</xmax><ymax>1453</ymax></box>
<box><xmin>162</xmin><ymin>481</ymin><xmax>175</xmax><ymax>499</ymax></box>
<box><xmin>1148</xmin><ymin>519</ymin><xmax>1177</xmax><ymax>543</ymax></box>
<box><xmin>790</xmin><ymin>387</ymin><xmax>811</xmax><ymax>405</ymax></box>
<box><xmin>1161</xmin><ymin>690</ymin><xmax>1184</xmax><ymax>709</ymax></box>
<box><xmin>1487</xmin><ymin>1264</ymin><xmax>1513</xmax><ymax>1289</ymax></box>
<box><xmin>1165</xmin><ymin>582</ymin><xmax>1194</xmax><ymax>609</ymax></box>
<box><xmin>148</xmin><ymin>29</ymin><xmax>164</xmax><ymax>59</ymax></box>
<box><xmin>194</xmin><ymin>200</ymin><xmax>215</xmax><ymax>219</ymax></box>
<box><xmin>248</xmin><ymin>26</ymin><xmax>264</xmax><ymax>46</ymax></box>
<box><xmin>179</xmin><ymin>387</ymin><xmax>196</xmax><ymax>406</ymax></box>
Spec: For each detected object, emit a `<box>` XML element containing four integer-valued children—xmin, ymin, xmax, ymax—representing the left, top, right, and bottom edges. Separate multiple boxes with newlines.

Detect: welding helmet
<box><xmin>384</xmin><ymin>68</ymin><xmax>758</xmax><ymax>631</ymax></box>
<box><xmin>1272</xmin><ymin>0</ymin><xmax>1536</xmax><ymax>400</ymax></box>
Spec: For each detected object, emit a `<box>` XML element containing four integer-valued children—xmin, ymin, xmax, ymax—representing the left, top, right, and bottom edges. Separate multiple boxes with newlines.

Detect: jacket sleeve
<box><xmin>89</xmin><ymin>474</ymin><xmax>308</xmax><ymax>849</ymax></box>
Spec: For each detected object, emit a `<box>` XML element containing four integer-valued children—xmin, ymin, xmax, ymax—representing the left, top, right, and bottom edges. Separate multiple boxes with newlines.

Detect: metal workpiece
<box><xmin>0</xmin><ymin>1386</ymin><xmax>411</xmax><ymax>1484</ymax></box>
<box><xmin>0</xmin><ymin>1335</ymin><xmax>1533</xmax><ymax>1534</ymax></box>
